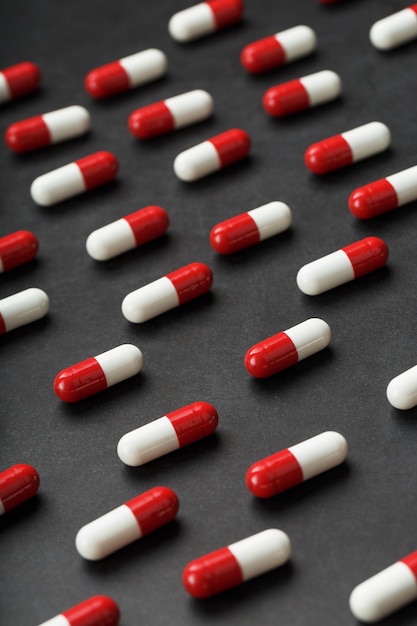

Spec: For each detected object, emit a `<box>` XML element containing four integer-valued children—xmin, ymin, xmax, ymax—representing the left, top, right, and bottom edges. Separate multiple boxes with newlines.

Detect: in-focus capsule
<box><xmin>246</xmin><ymin>431</ymin><xmax>347</xmax><ymax>498</ymax></box>
<box><xmin>54</xmin><ymin>344</ymin><xmax>143</xmax><ymax>403</ymax></box>
<box><xmin>0</xmin><ymin>61</ymin><xmax>41</xmax><ymax>104</ymax></box>
<box><xmin>30</xmin><ymin>151</ymin><xmax>118</xmax><ymax>206</ymax></box>
<box><xmin>387</xmin><ymin>364</ymin><xmax>417</xmax><ymax>410</ymax></box>
<box><xmin>183</xmin><ymin>528</ymin><xmax>291</xmax><ymax>598</ymax></box>
<box><xmin>370</xmin><ymin>5</ymin><xmax>417</xmax><ymax>50</ymax></box>
<box><xmin>75</xmin><ymin>486</ymin><xmax>179</xmax><ymax>560</ymax></box>
<box><xmin>169</xmin><ymin>0</ymin><xmax>243</xmax><ymax>42</ymax></box>
<box><xmin>37</xmin><ymin>595</ymin><xmax>120</xmax><ymax>626</ymax></box>
<box><xmin>245</xmin><ymin>318</ymin><xmax>331</xmax><ymax>378</ymax></box>
<box><xmin>128</xmin><ymin>89</ymin><xmax>214</xmax><ymax>139</ymax></box>
<box><xmin>296</xmin><ymin>236</ymin><xmax>389</xmax><ymax>295</ymax></box>
<box><xmin>174</xmin><ymin>128</ymin><xmax>250</xmax><ymax>182</ymax></box>
<box><xmin>117</xmin><ymin>401</ymin><xmax>218</xmax><ymax>466</ymax></box>
<box><xmin>122</xmin><ymin>262</ymin><xmax>213</xmax><ymax>323</ymax></box>
<box><xmin>0</xmin><ymin>464</ymin><xmax>40</xmax><ymax>515</ymax></box>
<box><xmin>86</xmin><ymin>205</ymin><xmax>169</xmax><ymax>261</ymax></box>
<box><xmin>0</xmin><ymin>287</ymin><xmax>49</xmax><ymax>334</ymax></box>
<box><xmin>0</xmin><ymin>230</ymin><xmax>38</xmax><ymax>272</ymax></box>
<box><xmin>85</xmin><ymin>49</ymin><xmax>167</xmax><ymax>99</ymax></box>
<box><xmin>209</xmin><ymin>201</ymin><xmax>292</xmax><ymax>254</ymax></box>
<box><xmin>304</xmin><ymin>122</ymin><xmax>391</xmax><ymax>174</ymax></box>
<box><xmin>241</xmin><ymin>25</ymin><xmax>316</xmax><ymax>74</ymax></box>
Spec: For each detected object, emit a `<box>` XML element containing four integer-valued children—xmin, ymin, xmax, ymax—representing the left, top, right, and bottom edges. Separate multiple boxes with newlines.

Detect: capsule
<box><xmin>209</xmin><ymin>201</ymin><xmax>292</xmax><ymax>254</ymax></box>
<box><xmin>386</xmin><ymin>364</ymin><xmax>417</xmax><ymax>410</ymax></box>
<box><xmin>241</xmin><ymin>25</ymin><xmax>317</xmax><ymax>74</ymax></box>
<box><xmin>117</xmin><ymin>401</ymin><xmax>218</xmax><ymax>466</ymax></box>
<box><xmin>30</xmin><ymin>151</ymin><xmax>118</xmax><ymax>206</ymax></box>
<box><xmin>174</xmin><ymin>128</ymin><xmax>250</xmax><ymax>182</ymax></box>
<box><xmin>183</xmin><ymin>528</ymin><xmax>291</xmax><ymax>598</ymax></box>
<box><xmin>37</xmin><ymin>595</ymin><xmax>120</xmax><ymax>626</ymax></box>
<box><xmin>246</xmin><ymin>431</ymin><xmax>347</xmax><ymax>498</ymax></box>
<box><xmin>75</xmin><ymin>486</ymin><xmax>179</xmax><ymax>560</ymax></box>
<box><xmin>128</xmin><ymin>89</ymin><xmax>214</xmax><ymax>139</ymax></box>
<box><xmin>0</xmin><ymin>61</ymin><xmax>41</xmax><ymax>104</ymax></box>
<box><xmin>350</xmin><ymin>549</ymin><xmax>417</xmax><ymax>622</ymax></box>
<box><xmin>0</xmin><ymin>464</ymin><xmax>40</xmax><ymax>515</ymax></box>
<box><xmin>168</xmin><ymin>0</ymin><xmax>243</xmax><ymax>43</ymax></box>
<box><xmin>263</xmin><ymin>70</ymin><xmax>342</xmax><ymax>118</ymax></box>
<box><xmin>304</xmin><ymin>121</ymin><xmax>391</xmax><ymax>174</ymax></box>
<box><xmin>54</xmin><ymin>344</ymin><xmax>143</xmax><ymax>403</ymax></box>
<box><xmin>86</xmin><ymin>206</ymin><xmax>169</xmax><ymax>261</ymax></box>
<box><xmin>0</xmin><ymin>288</ymin><xmax>49</xmax><ymax>334</ymax></box>
<box><xmin>85</xmin><ymin>49</ymin><xmax>167</xmax><ymax>99</ymax></box>
<box><xmin>0</xmin><ymin>230</ymin><xmax>38</xmax><ymax>272</ymax></box>
<box><xmin>122</xmin><ymin>262</ymin><xmax>213</xmax><ymax>323</ymax></box>
<box><xmin>296</xmin><ymin>236</ymin><xmax>389</xmax><ymax>296</ymax></box>
<box><xmin>245</xmin><ymin>318</ymin><xmax>331</xmax><ymax>378</ymax></box>
<box><xmin>370</xmin><ymin>5</ymin><xmax>417</xmax><ymax>50</ymax></box>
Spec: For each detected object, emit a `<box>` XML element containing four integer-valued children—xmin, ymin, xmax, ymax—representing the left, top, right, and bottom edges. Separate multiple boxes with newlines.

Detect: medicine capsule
<box><xmin>304</xmin><ymin>121</ymin><xmax>391</xmax><ymax>174</ymax></box>
<box><xmin>386</xmin><ymin>364</ymin><xmax>417</xmax><ymax>410</ymax></box>
<box><xmin>75</xmin><ymin>486</ymin><xmax>179</xmax><ymax>560</ymax></box>
<box><xmin>86</xmin><ymin>206</ymin><xmax>169</xmax><ymax>261</ymax></box>
<box><xmin>370</xmin><ymin>5</ymin><xmax>417</xmax><ymax>50</ymax></box>
<box><xmin>168</xmin><ymin>0</ymin><xmax>243</xmax><ymax>43</ymax></box>
<box><xmin>241</xmin><ymin>25</ymin><xmax>317</xmax><ymax>74</ymax></box>
<box><xmin>183</xmin><ymin>528</ymin><xmax>291</xmax><ymax>598</ymax></box>
<box><xmin>122</xmin><ymin>262</ymin><xmax>213</xmax><ymax>323</ymax></box>
<box><xmin>350</xmin><ymin>549</ymin><xmax>417</xmax><ymax>622</ymax></box>
<box><xmin>246</xmin><ymin>431</ymin><xmax>347</xmax><ymax>498</ymax></box>
<box><xmin>85</xmin><ymin>49</ymin><xmax>167</xmax><ymax>99</ymax></box>
<box><xmin>0</xmin><ymin>230</ymin><xmax>38</xmax><ymax>272</ymax></box>
<box><xmin>263</xmin><ymin>70</ymin><xmax>342</xmax><ymax>118</ymax></box>
<box><xmin>0</xmin><ymin>464</ymin><xmax>40</xmax><ymax>514</ymax></box>
<box><xmin>174</xmin><ymin>128</ymin><xmax>250</xmax><ymax>182</ymax></box>
<box><xmin>117</xmin><ymin>401</ymin><xmax>218</xmax><ymax>466</ymax></box>
<box><xmin>0</xmin><ymin>61</ymin><xmax>41</xmax><ymax>104</ymax></box>
<box><xmin>0</xmin><ymin>287</ymin><xmax>49</xmax><ymax>334</ymax></box>
<box><xmin>296</xmin><ymin>236</ymin><xmax>389</xmax><ymax>296</ymax></box>
<box><xmin>209</xmin><ymin>201</ymin><xmax>292</xmax><ymax>254</ymax></box>
<box><xmin>30</xmin><ymin>151</ymin><xmax>118</xmax><ymax>206</ymax></box>
<box><xmin>128</xmin><ymin>89</ymin><xmax>214</xmax><ymax>139</ymax></box>
<box><xmin>37</xmin><ymin>595</ymin><xmax>120</xmax><ymax>626</ymax></box>
<box><xmin>54</xmin><ymin>344</ymin><xmax>143</xmax><ymax>403</ymax></box>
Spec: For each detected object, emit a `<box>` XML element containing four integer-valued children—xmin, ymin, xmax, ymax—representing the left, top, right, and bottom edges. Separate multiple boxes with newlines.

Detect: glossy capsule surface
<box><xmin>169</xmin><ymin>0</ymin><xmax>243</xmax><ymax>42</ymax></box>
<box><xmin>370</xmin><ymin>5</ymin><xmax>417</xmax><ymax>50</ymax></box>
<box><xmin>0</xmin><ymin>230</ymin><xmax>38</xmax><ymax>272</ymax></box>
<box><xmin>0</xmin><ymin>287</ymin><xmax>49</xmax><ymax>334</ymax></box>
<box><xmin>387</xmin><ymin>364</ymin><xmax>417</xmax><ymax>410</ymax></box>
<box><xmin>0</xmin><ymin>464</ymin><xmax>40</xmax><ymax>514</ymax></box>
<box><xmin>37</xmin><ymin>595</ymin><xmax>120</xmax><ymax>626</ymax></box>
<box><xmin>0</xmin><ymin>61</ymin><xmax>41</xmax><ymax>103</ymax></box>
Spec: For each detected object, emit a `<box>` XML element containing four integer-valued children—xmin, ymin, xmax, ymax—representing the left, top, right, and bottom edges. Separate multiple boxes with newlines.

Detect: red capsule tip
<box><xmin>348</xmin><ymin>179</ymin><xmax>398</xmax><ymax>219</ymax></box>
<box><xmin>245</xmin><ymin>449</ymin><xmax>303</xmax><ymax>498</ymax></box>
<box><xmin>126</xmin><ymin>486</ymin><xmax>179</xmax><ymax>536</ymax></box>
<box><xmin>0</xmin><ymin>230</ymin><xmax>39</xmax><ymax>271</ymax></box>
<box><xmin>84</xmin><ymin>62</ymin><xmax>130</xmax><ymax>99</ymax></box>
<box><xmin>63</xmin><ymin>595</ymin><xmax>120</xmax><ymax>626</ymax></box>
<box><xmin>128</xmin><ymin>102</ymin><xmax>174</xmax><ymax>139</ymax></box>
<box><xmin>53</xmin><ymin>357</ymin><xmax>107</xmax><ymax>403</ymax></box>
<box><xmin>3</xmin><ymin>62</ymin><xmax>41</xmax><ymax>98</ymax></box>
<box><xmin>207</xmin><ymin>0</ymin><xmax>244</xmax><ymax>29</ymax></box>
<box><xmin>240</xmin><ymin>36</ymin><xmax>286</xmax><ymax>74</ymax></box>
<box><xmin>304</xmin><ymin>136</ymin><xmax>352</xmax><ymax>174</ymax></box>
<box><xmin>244</xmin><ymin>333</ymin><xmax>299</xmax><ymax>378</ymax></box>
<box><xmin>168</xmin><ymin>401</ymin><xmax>218</xmax><ymax>447</ymax></box>
<box><xmin>182</xmin><ymin>547</ymin><xmax>242</xmax><ymax>598</ymax></box>
<box><xmin>210</xmin><ymin>128</ymin><xmax>251</xmax><ymax>167</ymax></box>
<box><xmin>76</xmin><ymin>151</ymin><xmax>119</xmax><ymax>190</ymax></box>
<box><xmin>5</xmin><ymin>116</ymin><xmax>50</xmax><ymax>153</ymax></box>
<box><xmin>0</xmin><ymin>464</ymin><xmax>40</xmax><ymax>512</ymax></box>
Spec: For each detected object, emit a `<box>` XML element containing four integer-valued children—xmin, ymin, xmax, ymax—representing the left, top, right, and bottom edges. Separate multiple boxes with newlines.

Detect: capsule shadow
<box><xmin>0</xmin><ymin>494</ymin><xmax>42</xmax><ymax>530</ymax></box>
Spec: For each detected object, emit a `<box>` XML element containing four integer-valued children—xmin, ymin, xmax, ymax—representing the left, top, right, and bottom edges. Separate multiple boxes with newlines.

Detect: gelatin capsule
<box><xmin>0</xmin><ymin>61</ymin><xmax>41</xmax><ymax>103</ymax></box>
<box><xmin>169</xmin><ymin>0</ymin><xmax>243</xmax><ymax>42</ymax></box>
<box><xmin>0</xmin><ymin>230</ymin><xmax>38</xmax><ymax>272</ymax></box>
<box><xmin>370</xmin><ymin>5</ymin><xmax>417</xmax><ymax>50</ymax></box>
<box><xmin>37</xmin><ymin>595</ymin><xmax>120</xmax><ymax>626</ymax></box>
<box><xmin>0</xmin><ymin>464</ymin><xmax>40</xmax><ymax>514</ymax></box>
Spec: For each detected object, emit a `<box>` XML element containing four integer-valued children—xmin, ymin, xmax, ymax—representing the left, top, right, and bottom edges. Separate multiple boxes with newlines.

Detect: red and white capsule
<box><xmin>0</xmin><ymin>61</ymin><xmax>41</xmax><ymax>104</ymax></box>
<box><xmin>245</xmin><ymin>318</ymin><xmax>331</xmax><ymax>379</ymax></box>
<box><xmin>54</xmin><ymin>344</ymin><xmax>143</xmax><ymax>403</ymax></box>
<box><xmin>305</xmin><ymin>121</ymin><xmax>391</xmax><ymax>174</ymax></box>
<box><xmin>0</xmin><ymin>230</ymin><xmax>38</xmax><ymax>272</ymax></box>
<box><xmin>0</xmin><ymin>287</ymin><xmax>49</xmax><ymax>335</ymax></box>
<box><xmin>37</xmin><ymin>596</ymin><xmax>120</xmax><ymax>626</ymax></box>
<box><xmin>174</xmin><ymin>128</ymin><xmax>250</xmax><ymax>182</ymax></box>
<box><xmin>209</xmin><ymin>201</ymin><xmax>292</xmax><ymax>254</ymax></box>
<box><xmin>86</xmin><ymin>206</ymin><xmax>169</xmax><ymax>261</ymax></box>
<box><xmin>296</xmin><ymin>236</ymin><xmax>389</xmax><ymax>296</ymax></box>
<box><xmin>168</xmin><ymin>0</ymin><xmax>243</xmax><ymax>43</ymax></box>
<box><xmin>85</xmin><ymin>49</ymin><xmax>167</xmax><ymax>99</ymax></box>
<box><xmin>30</xmin><ymin>151</ymin><xmax>118</xmax><ymax>206</ymax></box>
<box><xmin>117</xmin><ymin>401</ymin><xmax>218</xmax><ymax>466</ymax></box>
<box><xmin>122</xmin><ymin>262</ymin><xmax>213</xmax><ymax>323</ymax></box>
<box><xmin>246</xmin><ymin>431</ymin><xmax>348</xmax><ymax>498</ymax></box>
<box><xmin>183</xmin><ymin>528</ymin><xmax>291</xmax><ymax>598</ymax></box>
<box><xmin>0</xmin><ymin>464</ymin><xmax>40</xmax><ymax>515</ymax></box>
<box><xmin>370</xmin><ymin>5</ymin><xmax>417</xmax><ymax>50</ymax></box>
<box><xmin>75</xmin><ymin>486</ymin><xmax>179</xmax><ymax>560</ymax></box>
<box><xmin>241</xmin><ymin>25</ymin><xmax>317</xmax><ymax>74</ymax></box>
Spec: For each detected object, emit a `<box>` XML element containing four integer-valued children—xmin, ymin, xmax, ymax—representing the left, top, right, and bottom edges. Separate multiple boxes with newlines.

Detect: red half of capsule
<box><xmin>263</xmin><ymin>80</ymin><xmax>310</xmax><ymax>117</ymax></box>
<box><xmin>166</xmin><ymin>262</ymin><xmax>213</xmax><ymax>305</ymax></box>
<box><xmin>246</xmin><ymin>449</ymin><xmax>303</xmax><ymax>498</ymax></box>
<box><xmin>124</xmin><ymin>206</ymin><xmax>169</xmax><ymax>246</ymax></box>
<box><xmin>0</xmin><ymin>464</ymin><xmax>40</xmax><ymax>512</ymax></box>
<box><xmin>241</xmin><ymin>36</ymin><xmax>286</xmax><ymax>74</ymax></box>
<box><xmin>304</xmin><ymin>135</ymin><xmax>352</xmax><ymax>174</ymax></box>
<box><xmin>183</xmin><ymin>547</ymin><xmax>243</xmax><ymax>598</ymax></box>
<box><xmin>209</xmin><ymin>213</ymin><xmax>259</xmax><ymax>254</ymax></box>
<box><xmin>62</xmin><ymin>595</ymin><xmax>120</xmax><ymax>626</ymax></box>
<box><xmin>167</xmin><ymin>401</ymin><xmax>218</xmax><ymax>447</ymax></box>
<box><xmin>3</xmin><ymin>62</ymin><xmax>41</xmax><ymax>98</ymax></box>
<box><xmin>245</xmin><ymin>332</ymin><xmax>298</xmax><ymax>378</ymax></box>
<box><xmin>342</xmin><ymin>236</ymin><xmax>389</xmax><ymax>278</ymax></box>
<box><xmin>75</xmin><ymin>151</ymin><xmax>119</xmax><ymax>190</ymax></box>
<box><xmin>128</xmin><ymin>102</ymin><xmax>174</xmax><ymax>139</ymax></box>
<box><xmin>84</xmin><ymin>61</ymin><xmax>130</xmax><ymax>99</ymax></box>
<box><xmin>0</xmin><ymin>230</ymin><xmax>38</xmax><ymax>271</ymax></box>
<box><xmin>207</xmin><ymin>0</ymin><xmax>244</xmax><ymax>29</ymax></box>
<box><xmin>401</xmin><ymin>550</ymin><xmax>417</xmax><ymax>576</ymax></box>
<box><xmin>5</xmin><ymin>115</ymin><xmax>50</xmax><ymax>153</ymax></box>
<box><xmin>209</xmin><ymin>129</ymin><xmax>251</xmax><ymax>167</ymax></box>
<box><xmin>126</xmin><ymin>486</ymin><xmax>179</xmax><ymax>536</ymax></box>
<box><xmin>54</xmin><ymin>357</ymin><xmax>106</xmax><ymax>403</ymax></box>
<box><xmin>348</xmin><ymin>179</ymin><xmax>398</xmax><ymax>219</ymax></box>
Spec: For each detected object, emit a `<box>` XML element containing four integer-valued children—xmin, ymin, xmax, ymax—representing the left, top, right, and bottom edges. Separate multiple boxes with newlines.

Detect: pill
<box><xmin>0</xmin><ymin>288</ymin><xmax>49</xmax><ymax>334</ymax></box>
<box><xmin>209</xmin><ymin>201</ymin><xmax>292</xmax><ymax>254</ymax></box>
<box><xmin>245</xmin><ymin>318</ymin><xmax>331</xmax><ymax>378</ymax></box>
<box><xmin>370</xmin><ymin>5</ymin><xmax>417</xmax><ymax>50</ymax></box>
<box><xmin>0</xmin><ymin>230</ymin><xmax>38</xmax><ymax>272</ymax></box>
<box><xmin>174</xmin><ymin>128</ymin><xmax>250</xmax><ymax>182</ymax></box>
<box><xmin>85</xmin><ymin>49</ymin><xmax>167</xmax><ymax>99</ymax></box>
<box><xmin>122</xmin><ymin>262</ymin><xmax>213</xmax><ymax>323</ymax></box>
<box><xmin>263</xmin><ymin>70</ymin><xmax>341</xmax><ymax>118</ymax></box>
<box><xmin>128</xmin><ymin>89</ymin><xmax>214</xmax><ymax>139</ymax></box>
<box><xmin>75</xmin><ymin>486</ymin><xmax>179</xmax><ymax>560</ymax></box>
<box><xmin>386</xmin><ymin>364</ymin><xmax>417</xmax><ymax>410</ymax></box>
<box><xmin>183</xmin><ymin>528</ymin><xmax>291</xmax><ymax>598</ymax></box>
<box><xmin>246</xmin><ymin>431</ymin><xmax>347</xmax><ymax>498</ymax></box>
<box><xmin>117</xmin><ymin>401</ymin><xmax>218</xmax><ymax>466</ymax></box>
<box><xmin>37</xmin><ymin>595</ymin><xmax>120</xmax><ymax>626</ymax></box>
<box><xmin>86</xmin><ymin>206</ymin><xmax>169</xmax><ymax>261</ymax></box>
<box><xmin>168</xmin><ymin>0</ymin><xmax>243</xmax><ymax>42</ymax></box>
<box><xmin>5</xmin><ymin>105</ymin><xmax>90</xmax><ymax>154</ymax></box>
<box><xmin>241</xmin><ymin>25</ymin><xmax>316</xmax><ymax>74</ymax></box>
<box><xmin>350</xmin><ymin>550</ymin><xmax>417</xmax><ymax>622</ymax></box>
<box><xmin>348</xmin><ymin>165</ymin><xmax>417</xmax><ymax>219</ymax></box>
<box><xmin>296</xmin><ymin>236</ymin><xmax>389</xmax><ymax>296</ymax></box>
<box><xmin>304</xmin><ymin>121</ymin><xmax>391</xmax><ymax>174</ymax></box>
<box><xmin>0</xmin><ymin>61</ymin><xmax>41</xmax><ymax>104</ymax></box>
<box><xmin>30</xmin><ymin>151</ymin><xmax>118</xmax><ymax>206</ymax></box>
<box><xmin>0</xmin><ymin>464</ymin><xmax>40</xmax><ymax>515</ymax></box>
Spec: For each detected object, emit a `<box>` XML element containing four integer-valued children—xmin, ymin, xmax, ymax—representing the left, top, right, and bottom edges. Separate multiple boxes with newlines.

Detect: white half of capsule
<box><xmin>370</xmin><ymin>7</ymin><xmax>417</xmax><ymax>51</ymax></box>
<box><xmin>122</xmin><ymin>276</ymin><xmax>179</xmax><ymax>323</ymax></box>
<box><xmin>174</xmin><ymin>140</ymin><xmax>221</xmax><ymax>181</ymax></box>
<box><xmin>166</xmin><ymin>89</ymin><xmax>214</xmax><ymax>129</ymax></box>
<box><xmin>0</xmin><ymin>73</ymin><xmax>11</xmax><ymax>103</ymax></box>
<box><xmin>386</xmin><ymin>164</ymin><xmax>417</xmax><ymax>206</ymax></box>
<box><xmin>86</xmin><ymin>218</ymin><xmax>136</xmax><ymax>261</ymax></box>
<box><xmin>248</xmin><ymin>201</ymin><xmax>292</xmax><ymax>240</ymax></box>
<box><xmin>31</xmin><ymin>162</ymin><xmax>86</xmax><ymax>206</ymax></box>
<box><xmin>275</xmin><ymin>25</ymin><xmax>317</xmax><ymax>61</ymax></box>
<box><xmin>387</xmin><ymin>364</ymin><xmax>417</xmax><ymax>410</ymax></box>
<box><xmin>94</xmin><ymin>344</ymin><xmax>143</xmax><ymax>386</ymax></box>
<box><xmin>169</xmin><ymin>3</ymin><xmax>217</xmax><ymax>42</ymax></box>
<box><xmin>300</xmin><ymin>70</ymin><xmax>342</xmax><ymax>106</ymax></box>
<box><xmin>285</xmin><ymin>318</ymin><xmax>331</xmax><ymax>361</ymax></box>
<box><xmin>288</xmin><ymin>431</ymin><xmax>348</xmax><ymax>481</ymax></box>
<box><xmin>296</xmin><ymin>249</ymin><xmax>354</xmax><ymax>295</ymax></box>
<box><xmin>42</xmin><ymin>105</ymin><xmax>90</xmax><ymax>143</ymax></box>
<box><xmin>118</xmin><ymin>416</ymin><xmax>179</xmax><ymax>466</ymax></box>
<box><xmin>119</xmin><ymin>49</ymin><xmax>168</xmax><ymax>86</ymax></box>
<box><xmin>37</xmin><ymin>615</ymin><xmax>70</xmax><ymax>626</ymax></box>
<box><xmin>341</xmin><ymin>122</ymin><xmax>391</xmax><ymax>162</ymax></box>
<box><xmin>228</xmin><ymin>529</ymin><xmax>291</xmax><ymax>581</ymax></box>
<box><xmin>0</xmin><ymin>287</ymin><xmax>49</xmax><ymax>331</ymax></box>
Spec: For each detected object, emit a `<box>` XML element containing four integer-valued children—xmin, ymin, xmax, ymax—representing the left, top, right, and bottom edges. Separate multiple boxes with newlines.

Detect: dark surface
<box><xmin>1</xmin><ymin>1</ymin><xmax>417</xmax><ymax>624</ymax></box>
